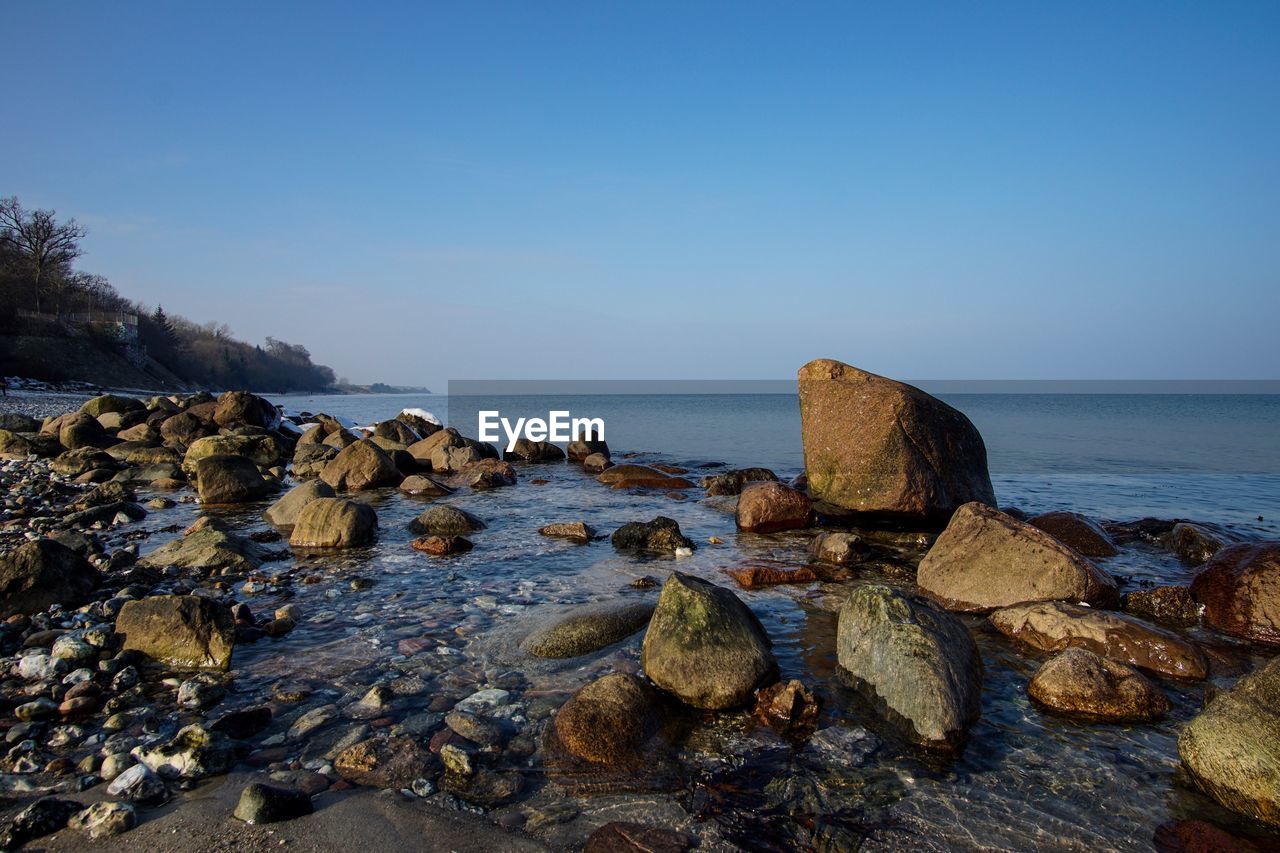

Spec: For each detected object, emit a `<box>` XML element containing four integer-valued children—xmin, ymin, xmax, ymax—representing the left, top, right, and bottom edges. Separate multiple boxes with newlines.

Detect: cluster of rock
<box><xmin>0</xmin><ymin>363</ymin><xmax>1277</xmax><ymax>845</ymax></box>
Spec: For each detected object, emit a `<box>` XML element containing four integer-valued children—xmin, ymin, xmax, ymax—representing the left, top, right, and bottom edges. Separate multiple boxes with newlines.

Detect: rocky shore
<box><xmin>0</xmin><ymin>361</ymin><xmax>1276</xmax><ymax>849</ymax></box>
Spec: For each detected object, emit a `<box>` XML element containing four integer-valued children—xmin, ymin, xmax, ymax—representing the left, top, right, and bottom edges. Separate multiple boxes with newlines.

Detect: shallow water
<box><xmin>150</xmin><ymin>391</ymin><xmax>1280</xmax><ymax>848</ymax></box>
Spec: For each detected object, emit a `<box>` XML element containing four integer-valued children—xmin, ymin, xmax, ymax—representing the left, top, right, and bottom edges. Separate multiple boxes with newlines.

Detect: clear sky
<box><xmin>3</xmin><ymin>1</ymin><xmax>1278</xmax><ymax>387</ymax></box>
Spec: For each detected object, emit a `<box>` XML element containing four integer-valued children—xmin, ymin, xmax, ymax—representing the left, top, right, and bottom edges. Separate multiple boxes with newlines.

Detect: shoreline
<box><xmin>0</xmin><ymin>382</ymin><xmax>1277</xmax><ymax>849</ymax></box>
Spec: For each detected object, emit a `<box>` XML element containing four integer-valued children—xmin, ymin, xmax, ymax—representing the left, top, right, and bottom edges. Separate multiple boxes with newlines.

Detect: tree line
<box><xmin>1</xmin><ymin>196</ymin><xmax>337</xmax><ymax>391</ymax></box>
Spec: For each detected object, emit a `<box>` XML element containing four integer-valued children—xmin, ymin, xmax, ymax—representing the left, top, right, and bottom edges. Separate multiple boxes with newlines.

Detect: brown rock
<box><xmin>1122</xmin><ymin>585</ymin><xmax>1201</xmax><ymax>627</ymax></box>
<box><xmin>1028</xmin><ymin>511</ymin><xmax>1119</xmax><ymax>558</ymax></box>
<box><xmin>333</xmin><ymin>736</ymin><xmax>435</xmax><ymax>788</ymax></box>
<box><xmin>539</xmin><ymin>522</ymin><xmax>594</xmax><ymax>543</ymax></box>
<box><xmin>409</xmin><ymin>535</ymin><xmax>473</xmax><ymax>556</ymax></box>
<box><xmin>753</xmin><ymin>679</ymin><xmax>821</xmax><ymax>736</ymax></box>
<box><xmin>797</xmin><ymin>358</ymin><xmax>994</xmax><ymax>521</ymax></box>
<box><xmin>723</xmin><ymin>564</ymin><xmax>818</xmax><ymax>589</ymax></box>
<box><xmin>288</xmin><ymin>498</ymin><xmax>378</xmax><ymax>549</ymax></box>
<box><xmin>584</xmin><ymin>822</ymin><xmax>695</xmax><ymax>853</ymax></box>
<box><xmin>1170</xmin><ymin>522</ymin><xmax>1242</xmax><ymax>566</ymax></box>
<box><xmin>734</xmin><ymin>481</ymin><xmax>812</xmax><ymax>533</ymax></box>
<box><xmin>320</xmin><ymin>439</ymin><xmax>402</xmax><ymax>491</ymax></box>
<box><xmin>195</xmin><ymin>454</ymin><xmax>274</xmax><ymax>504</ymax></box>
<box><xmin>990</xmin><ymin>600</ymin><xmax>1207</xmax><ymax>680</ymax></box>
<box><xmin>598</xmin><ymin>464</ymin><xmax>694</xmax><ymax>489</ymax></box>
<box><xmin>918</xmin><ymin>503</ymin><xmax>1119</xmax><ymax>613</ymax></box>
<box><xmin>116</xmin><ymin>595</ymin><xmax>235</xmax><ymax>670</ymax></box>
<box><xmin>213</xmin><ymin>391</ymin><xmax>278</xmax><ymax>429</ymax></box>
<box><xmin>1189</xmin><ymin>544</ymin><xmax>1280</xmax><ymax>645</ymax></box>
<box><xmin>397</xmin><ymin>474</ymin><xmax>453</xmax><ymax>497</ymax></box>
<box><xmin>1027</xmin><ymin>647</ymin><xmax>1170</xmax><ymax>722</ymax></box>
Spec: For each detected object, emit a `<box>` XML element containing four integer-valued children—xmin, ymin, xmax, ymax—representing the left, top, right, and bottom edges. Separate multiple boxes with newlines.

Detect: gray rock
<box><xmin>836</xmin><ymin>584</ymin><xmax>982</xmax><ymax>750</ymax></box>
<box><xmin>68</xmin><ymin>801</ymin><xmax>137</xmax><ymax>839</ymax></box>
<box><xmin>522</xmin><ymin>601</ymin><xmax>655</xmax><ymax>658</ymax></box>
<box><xmin>1180</xmin><ymin>655</ymin><xmax>1280</xmax><ymax>826</ymax></box>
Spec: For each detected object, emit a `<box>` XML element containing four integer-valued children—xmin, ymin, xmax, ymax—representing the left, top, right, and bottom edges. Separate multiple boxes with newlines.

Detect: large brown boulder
<box><xmin>735</xmin><ymin>481</ymin><xmax>812</xmax><ymax>533</ymax></box>
<box><xmin>990</xmin><ymin>600</ymin><xmax>1207</xmax><ymax>680</ymax></box>
<box><xmin>797</xmin><ymin>359</ymin><xmax>995</xmax><ymax>521</ymax></box>
<box><xmin>264</xmin><ymin>480</ymin><xmax>336</xmax><ymax>529</ymax></box>
<box><xmin>289</xmin><ymin>498</ymin><xmax>378</xmax><ymax>549</ymax></box>
<box><xmin>0</xmin><ymin>539</ymin><xmax>100</xmax><ymax>617</ymax></box>
<box><xmin>1027</xmin><ymin>511</ymin><xmax>1119</xmax><ymax>558</ymax></box>
<box><xmin>917</xmin><ymin>503</ymin><xmax>1118</xmax><ymax>612</ymax></box>
<box><xmin>1190</xmin><ymin>543</ymin><xmax>1280</xmax><ymax>645</ymax></box>
<box><xmin>160</xmin><ymin>411</ymin><xmax>214</xmax><ymax>447</ymax></box>
<box><xmin>373</xmin><ymin>419</ymin><xmax>419</xmax><ymax>445</ymax></box>
<box><xmin>1027</xmin><ymin>647</ymin><xmax>1170</xmax><ymax>722</ymax></box>
<box><xmin>319</xmin><ymin>439</ymin><xmax>402</xmax><ymax>491</ymax></box>
<box><xmin>641</xmin><ymin>572</ymin><xmax>776</xmax><ymax>709</ymax></box>
<box><xmin>138</xmin><ymin>526</ymin><xmax>264</xmax><ymax>573</ymax></box>
<box><xmin>213</xmin><ymin>391</ymin><xmax>278</xmax><ymax>430</ymax></box>
<box><xmin>183</xmin><ymin>434</ymin><xmax>287</xmax><ymax>474</ymax></box>
<box><xmin>115</xmin><ymin>595</ymin><xmax>235</xmax><ymax>669</ymax></box>
<box><xmin>1179</xmin><ymin>656</ymin><xmax>1280</xmax><ymax>827</ymax></box>
<box><xmin>1169</xmin><ymin>522</ymin><xmax>1241</xmax><ymax>566</ymax></box>
<box><xmin>59</xmin><ymin>413</ymin><xmax>111</xmax><ymax>450</ymax></box>
<box><xmin>195</xmin><ymin>454</ymin><xmax>275</xmax><ymax>504</ymax></box>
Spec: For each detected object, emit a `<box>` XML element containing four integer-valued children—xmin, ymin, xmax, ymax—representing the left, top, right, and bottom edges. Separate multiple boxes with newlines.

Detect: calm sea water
<box><xmin>242</xmin><ymin>390</ymin><xmax>1280</xmax><ymax>849</ymax></box>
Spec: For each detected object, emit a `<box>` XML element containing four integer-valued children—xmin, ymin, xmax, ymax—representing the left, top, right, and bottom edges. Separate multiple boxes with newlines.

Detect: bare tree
<box><xmin>0</xmin><ymin>197</ymin><xmax>86</xmax><ymax>313</ymax></box>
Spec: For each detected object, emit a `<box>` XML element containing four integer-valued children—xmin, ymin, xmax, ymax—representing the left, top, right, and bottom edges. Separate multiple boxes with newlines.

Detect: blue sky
<box><xmin>3</xmin><ymin>2</ymin><xmax>1278</xmax><ymax>386</ymax></box>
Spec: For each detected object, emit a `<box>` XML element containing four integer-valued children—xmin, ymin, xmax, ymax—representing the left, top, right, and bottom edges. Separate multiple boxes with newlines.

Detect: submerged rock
<box><xmin>539</xmin><ymin>521</ymin><xmax>595</xmax><ymax>543</ymax></box>
<box><xmin>409</xmin><ymin>535</ymin><xmax>473</xmax><ymax>556</ymax></box>
<box><xmin>505</xmin><ymin>437</ymin><xmax>566</xmax><ymax>462</ymax></box>
<box><xmin>1028</xmin><ymin>647</ymin><xmax>1170</xmax><ymax>722</ymax></box>
<box><xmin>598</xmin><ymin>464</ymin><xmax>694</xmax><ymax>489</ymax></box>
<box><xmin>0</xmin><ymin>538</ymin><xmax>99</xmax><ymax>617</ymax></box>
<box><xmin>289</xmin><ymin>498</ymin><xmax>378</xmax><ymax>549</ymax></box>
<box><xmin>1190</xmin><ymin>543</ymin><xmax>1280</xmax><ymax>645</ymax></box>
<box><xmin>584</xmin><ymin>822</ymin><xmax>695</xmax><ymax>853</ymax></box>
<box><xmin>990</xmin><ymin>600</ymin><xmax>1207</xmax><ymax>680</ymax></box>
<box><xmin>807</xmin><ymin>531</ymin><xmax>872</xmax><ymax>565</ymax></box>
<box><xmin>797</xmin><ymin>358</ymin><xmax>995</xmax><ymax>520</ymax></box>
<box><xmin>723</xmin><ymin>564</ymin><xmax>818</xmax><ymax>589</ymax></box>
<box><xmin>1028</xmin><ymin>511</ymin><xmax>1119</xmax><ymax>558</ymax></box>
<box><xmin>735</xmin><ymin>481</ymin><xmax>812</xmax><ymax>533</ymax></box>
<box><xmin>116</xmin><ymin>595</ymin><xmax>236</xmax><ymax>670</ymax></box>
<box><xmin>641</xmin><ymin>572</ymin><xmax>776</xmax><ymax>709</ymax></box>
<box><xmin>522</xmin><ymin>601</ymin><xmax>655</xmax><ymax>658</ymax></box>
<box><xmin>1180</xmin><ymin>655</ymin><xmax>1280</xmax><ymax>826</ymax></box>
<box><xmin>754</xmin><ymin>679</ymin><xmax>821</xmax><ymax>737</ymax></box>
<box><xmin>836</xmin><ymin>584</ymin><xmax>982</xmax><ymax>750</ymax></box>
<box><xmin>701</xmin><ymin>467</ymin><xmax>779</xmax><ymax>496</ymax></box>
<box><xmin>398</xmin><ymin>474</ymin><xmax>453</xmax><ymax>497</ymax></box>
<box><xmin>612</xmin><ymin>517</ymin><xmax>696</xmax><ymax>555</ymax></box>
<box><xmin>1169</xmin><ymin>522</ymin><xmax>1242</xmax><ymax>566</ymax></box>
<box><xmin>139</xmin><ymin>525</ymin><xmax>263</xmax><ymax>573</ymax></box>
<box><xmin>917</xmin><ymin>502</ymin><xmax>1118</xmax><ymax>612</ymax></box>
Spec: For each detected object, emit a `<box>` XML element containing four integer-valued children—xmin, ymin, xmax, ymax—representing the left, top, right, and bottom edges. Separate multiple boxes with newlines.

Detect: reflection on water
<box><xmin>168</xmin><ymin>391</ymin><xmax>1280</xmax><ymax>848</ymax></box>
